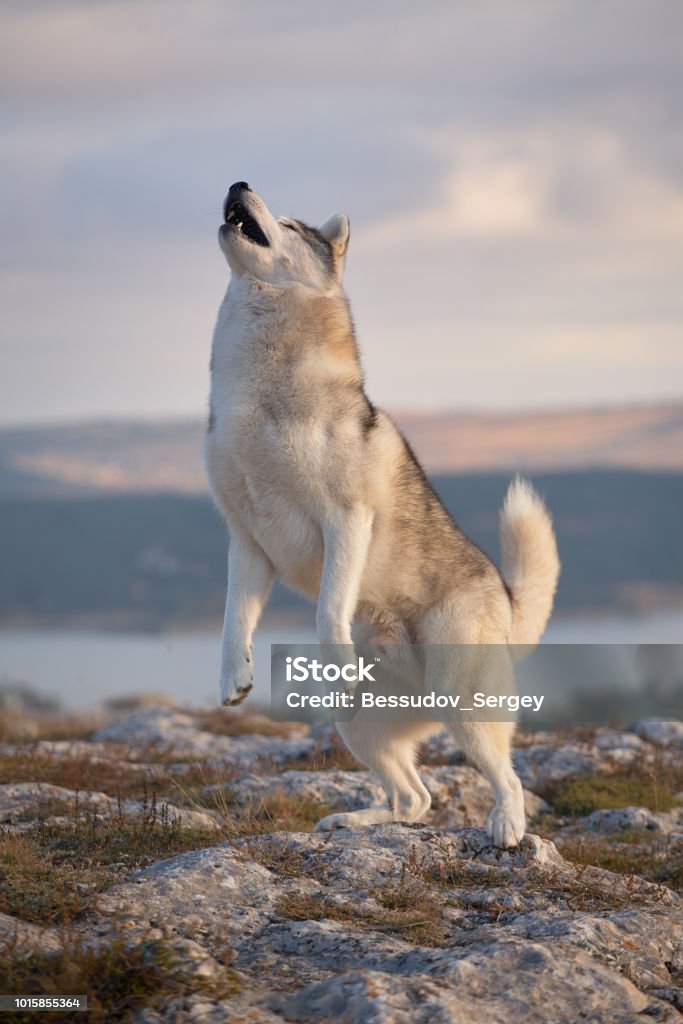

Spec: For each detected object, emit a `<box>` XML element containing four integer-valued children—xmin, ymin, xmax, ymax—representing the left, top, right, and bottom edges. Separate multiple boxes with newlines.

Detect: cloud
<box><xmin>360</xmin><ymin>127</ymin><xmax>683</xmax><ymax>245</ymax></box>
<box><xmin>0</xmin><ymin>0</ymin><xmax>682</xmax><ymax>423</ymax></box>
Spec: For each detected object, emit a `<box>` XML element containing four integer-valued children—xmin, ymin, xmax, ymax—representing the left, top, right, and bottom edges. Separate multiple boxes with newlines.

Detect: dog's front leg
<box><xmin>219</xmin><ymin>530</ymin><xmax>274</xmax><ymax>706</ymax></box>
<box><xmin>316</xmin><ymin>506</ymin><xmax>373</xmax><ymax>664</ymax></box>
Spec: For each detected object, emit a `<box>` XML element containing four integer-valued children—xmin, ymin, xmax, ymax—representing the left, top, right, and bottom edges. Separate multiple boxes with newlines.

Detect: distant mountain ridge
<box><xmin>0</xmin><ymin>401</ymin><xmax>682</xmax><ymax>498</ymax></box>
<box><xmin>1</xmin><ymin>471</ymin><xmax>682</xmax><ymax>628</ymax></box>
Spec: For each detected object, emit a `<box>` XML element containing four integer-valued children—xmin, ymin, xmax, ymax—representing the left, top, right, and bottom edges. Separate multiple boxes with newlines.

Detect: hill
<box><xmin>1</xmin><ymin>470</ymin><xmax>681</xmax><ymax>629</ymax></box>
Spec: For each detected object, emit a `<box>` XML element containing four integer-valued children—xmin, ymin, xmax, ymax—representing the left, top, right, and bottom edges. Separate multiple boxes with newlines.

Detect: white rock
<box><xmin>282</xmin><ymin>939</ymin><xmax>651</xmax><ymax>1024</ymax></box>
<box><xmin>593</xmin><ymin>728</ymin><xmax>646</xmax><ymax>752</ymax></box>
<box><xmin>0</xmin><ymin>781</ymin><xmax>218</xmax><ymax>831</ymax></box>
<box><xmin>225</xmin><ymin>769</ymin><xmax>386</xmax><ymax>812</ymax></box>
<box><xmin>634</xmin><ymin>718</ymin><xmax>683</xmax><ymax>747</ymax></box>
<box><xmin>581</xmin><ymin>806</ymin><xmax>680</xmax><ymax>835</ymax></box>
<box><xmin>222</xmin><ymin>765</ymin><xmax>547</xmax><ymax>833</ymax></box>
<box><xmin>92</xmin><ymin>707</ymin><xmax>315</xmax><ymax>765</ymax></box>
<box><xmin>0</xmin><ymin>911</ymin><xmax>62</xmax><ymax>953</ymax></box>
<box><xmin>422</xmin><ymin>765</ymin><xmax>548</xmax><ymax>824</ymax></box>
<box><xmin>512</xmin><ymin>743</ymin><xmax>613</xmax><ymax>789</ymax></box>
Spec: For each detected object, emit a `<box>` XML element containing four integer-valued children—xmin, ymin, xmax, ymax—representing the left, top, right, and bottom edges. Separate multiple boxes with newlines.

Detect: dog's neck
<box><xmin>218</xmin><ymin>273</ymin><xmax>360</xmax><ymax>372</ymax></box>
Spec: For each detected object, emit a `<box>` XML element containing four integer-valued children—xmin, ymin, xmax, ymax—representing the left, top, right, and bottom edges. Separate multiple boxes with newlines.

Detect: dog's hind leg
<box><xmin>413</xmin><ymin>621</ymin><xmax>525</xmax><ymax>847</ymax></box>
<box><xmin>315</xmin><ymin>719</ymin><xmax>439</xmax><ymax>830</ymax></box>
<box><xmin>427</xmin><ymin>640</ymin><xmax>525</xmax><ymax>848</ymax></box>
<box><xmin>449</xmin><ymin>717</ymin><xmax>525</xmax><ymax>848</ymax></box>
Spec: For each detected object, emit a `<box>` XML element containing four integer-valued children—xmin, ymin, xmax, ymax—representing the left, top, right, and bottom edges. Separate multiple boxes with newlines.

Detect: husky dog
<box><xmin>206</xmin><ymin>181</ymin><xmax>560</xmax><ymax>848</ymax></box>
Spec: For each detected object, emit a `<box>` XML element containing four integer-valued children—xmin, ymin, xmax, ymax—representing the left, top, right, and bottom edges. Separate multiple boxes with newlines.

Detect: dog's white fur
<box><xmin>206</xmin><ymin>185</ymin><xmax>560</xmax><ymax>847</ymax></box>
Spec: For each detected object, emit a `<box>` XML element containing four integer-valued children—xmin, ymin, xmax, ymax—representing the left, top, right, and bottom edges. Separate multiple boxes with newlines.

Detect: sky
<box><xmin>1</xmin><ymin>0</ymin><xmax>682</xmax><ymax>425</ymax></box>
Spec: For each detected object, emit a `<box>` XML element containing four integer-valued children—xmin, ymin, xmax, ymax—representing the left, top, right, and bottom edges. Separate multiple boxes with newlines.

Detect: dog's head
<box><xmin>218</xmin><ymin>182</ymin><xmax>349</xmax><ymax>290</ymax></box>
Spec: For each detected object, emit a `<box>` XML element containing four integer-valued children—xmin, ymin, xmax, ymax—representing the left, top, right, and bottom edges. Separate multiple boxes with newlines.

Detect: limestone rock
<box><xmin>513</xmin><ymin>742</ymin><xmax>617</xmax><ymax>788</ymax></box>
<box><xmin>92</xmin><ymin>708</ymin><xmax>315</xmax><ymax>765</ymax></box>
<box><xmin>0</xmin><ymin>911</ymin><xmax>62</xmax><ymax>954</ymax></box>
<box><xmin>634</xmin><ymin>718</ymin><xmax>683</xmax><ymax>747</ymax></box>
<box><xmin>3</xmin><ymin>712</ymin><xmax>683</xmax><ymax>1023</ymax></box>
<box><xmin>222</xmin><ymin>765</ymin><xmax>547</xmax><ymax>831</ymax></box>
<box><xmin>224</xmin><ymin>769</ymin><xmax>386</xmax><ymax>813</ymax></box>
<box><xmin>0</xmin><ymin>781</ymin><xmax>218</xmax><ymax>831</ymax></box>
<box><xmin>581</xmin><ymin>805</ymin><xmax>682</xmax><ymax>835</ymax></box>
<box><xmin>281</xmin><ymin>941</ymin><xmax>654</xmax><ymax>1024</ymax></box>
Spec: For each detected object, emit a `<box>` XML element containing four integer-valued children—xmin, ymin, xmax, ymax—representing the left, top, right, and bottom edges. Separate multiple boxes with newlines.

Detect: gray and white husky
<box><xmin>205</xmin><ymin>181</ymin><xmax>560</xmax><ymax>848</ymax></box>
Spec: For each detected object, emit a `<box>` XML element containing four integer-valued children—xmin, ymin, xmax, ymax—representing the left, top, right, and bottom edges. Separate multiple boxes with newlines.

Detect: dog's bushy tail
<box><xmin>499</xmin><ymin>477</ymin><xmax>560</xmax><ymax>656</ymax></box>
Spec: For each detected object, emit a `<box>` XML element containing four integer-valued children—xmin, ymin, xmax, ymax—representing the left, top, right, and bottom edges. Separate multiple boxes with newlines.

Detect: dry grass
<box><xmin>160</xmin><ymin>759</ymin><xmax>241</xmax><ymax>803</ymax></box>
<box><xmin>0</xmin><ymin>931</ymin><xmax>239</xmax><ymax>1024</ymax></box>
<box><xmin>227</xmin><ymin>791</ymin><xmax>332</xmax><ymax>836</ymax></box>
<box><xmin>0</xmin><ymin>796</ymin><xmax>227</xmax><ymax>925</ymax></box>
<box><xmin>371</xmin><ymin>866</ymin><xmax>448</xmax><ymax>944</ymax></box>
<box><xmin>162</xmin><ymin>758</ymin><xmax>333</xmax><ymax>837</ymax></box>
<box><xmin>276</xmin><ymin>870</ymin><xmax>447</xmax><ymax>947</ymax></box>
<box><xmin>0</xmin><ymin>710</ymin><xmax>100</xmax><ymax>745</ymax></box>
<box><xmin>0</xmin><ymin>749</ymin><xmax>165</xmax><ymax>800</ymax></box>
<box><xmin>529</xmin><ymin>749</ymin><xmax>683</xmax><ymax>892</ymax></box>
<box><xmin>555</xmin><ymin>832</ymin><xmax>683</xmax><ymax>892</ymax></box>
<box><xmin>0</xmin><ymin>830</ymin><xmax>90</xmax><ymax>924</ymax></box>
<box><xmin>244</xmin><ymin>838</ymin><xmax>312</xmax><ymax>879</ymax></box>
<box><xmin>403</xmin><ymin>840</ymin><xmax>513</xmax><ymax>892</ymax></box>
<box><xmin>0</xmin><ymin>747</ymin><xmax>239</xmax><ymax>806</ymax></box>
<box><xmin>400</xmin><ymin>839</ymin><xmax>665</xmax><ymax>913</ymax></box>
<box><xmin>0</xmin><ymin>768</ymin><xmax>334</xmax><ymax>928</ymax></box>
<box><xmin>193</xmin><ymin>707</ymin><xmax>298</xmax><ymax>739</ymax></box>
<box><xmin>531</xmin><ymin>863</ymin><xmax>674</xmax><ymax>911</ymax></box>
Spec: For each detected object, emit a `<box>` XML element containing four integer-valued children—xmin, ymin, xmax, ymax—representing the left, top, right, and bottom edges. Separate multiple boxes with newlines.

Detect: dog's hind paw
<box><xmin>315</xmin><ymin>812</ymin><xmax>354</xmax><ymax>831</ymax></box>
<box><xmin>487</xmin><ymin>806</ymin><xmax>526</xmax><ymax>849</ymax></box>
<box><xmin>315</xmin><ymin>806</ymin><xmax>396</xmax><ymax>830</ymax></box>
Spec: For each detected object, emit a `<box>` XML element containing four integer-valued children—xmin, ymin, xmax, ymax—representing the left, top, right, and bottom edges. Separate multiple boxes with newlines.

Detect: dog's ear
<box><xmin>318</xmin><ymin>214</ymin><xmax>350</xmax><ymax>261</ymax></box>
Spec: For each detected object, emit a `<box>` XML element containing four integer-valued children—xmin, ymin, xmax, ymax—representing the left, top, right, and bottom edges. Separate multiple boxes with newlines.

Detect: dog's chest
<box><xmin>205</xmin><ymin>297</ymin><xmax>334</xmax><ymax>558</ymax></box>
<box><xmin>209</xmin><ymin>328</ymin><xmax>317</xmax><ymax>476</ymax></box>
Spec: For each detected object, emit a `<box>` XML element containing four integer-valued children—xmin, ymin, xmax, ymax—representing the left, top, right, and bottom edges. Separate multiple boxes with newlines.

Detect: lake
<box><xmin>0</xmin><ymin>610</ymin><xmax>681</xmax><ymax>711</ymax></box>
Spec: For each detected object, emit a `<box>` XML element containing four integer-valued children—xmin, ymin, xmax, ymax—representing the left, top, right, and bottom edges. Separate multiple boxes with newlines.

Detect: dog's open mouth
<box><xmin>224</xmin><ymin>200</ymin><xmax>270</xmax><ymax>247</ymax></box>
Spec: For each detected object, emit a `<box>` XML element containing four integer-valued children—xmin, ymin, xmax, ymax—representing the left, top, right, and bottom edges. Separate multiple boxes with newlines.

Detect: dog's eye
<box><xmin>283</xmin><ymin>223</ymin><xmax>297</xmax><ymax>232</ymax></box>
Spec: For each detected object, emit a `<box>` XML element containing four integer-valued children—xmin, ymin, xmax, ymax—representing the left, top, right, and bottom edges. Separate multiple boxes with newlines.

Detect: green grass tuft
<box><xmin>539</xmin><ymin>770</ymin><xmax>678</xmax><ymax>816</ymax></box>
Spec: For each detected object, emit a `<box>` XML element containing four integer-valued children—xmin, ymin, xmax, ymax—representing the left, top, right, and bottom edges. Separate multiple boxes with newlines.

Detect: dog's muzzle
<box><xmin>222</xmin><ymin>182</ymin><xmax>270</xmax><ymax>247</ymax></box>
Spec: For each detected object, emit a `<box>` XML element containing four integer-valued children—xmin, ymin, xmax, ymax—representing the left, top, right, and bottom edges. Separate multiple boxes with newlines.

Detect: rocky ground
<box><xmin>0</xmin><ymin>701</ymin><xmax>681</xmax><ymax>1022</ymax></box>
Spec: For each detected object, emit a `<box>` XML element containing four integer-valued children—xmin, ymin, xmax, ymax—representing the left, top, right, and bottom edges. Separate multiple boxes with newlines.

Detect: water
<box><xmin>0</xmin><ymin>611</ymin><xmax>681</xmax><ymax>711</ymax></box>
<box><xmin>0</xmin><ymin>627</ymin><xmax>313</xmax><ymax>710</ymax></box>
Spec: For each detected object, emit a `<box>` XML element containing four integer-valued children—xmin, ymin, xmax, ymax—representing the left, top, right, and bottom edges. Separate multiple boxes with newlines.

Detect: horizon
<box><xmin>1</xmin><ymin>394</ymin><xmax>683</xmax><ymax>434</ymax></box>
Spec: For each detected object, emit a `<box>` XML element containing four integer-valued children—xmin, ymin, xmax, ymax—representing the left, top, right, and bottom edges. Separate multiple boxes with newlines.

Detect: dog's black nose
<box><xmin>224</xmin><ymin>182</ymin><xmax>252</xmax><ymax>223</ymax></box>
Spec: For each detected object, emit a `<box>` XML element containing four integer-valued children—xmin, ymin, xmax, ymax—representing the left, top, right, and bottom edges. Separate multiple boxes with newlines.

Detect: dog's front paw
<box><xmin>220</xmin><ymin>651</ymin><xmax>254</xmax><ymax>706</ymax></box>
